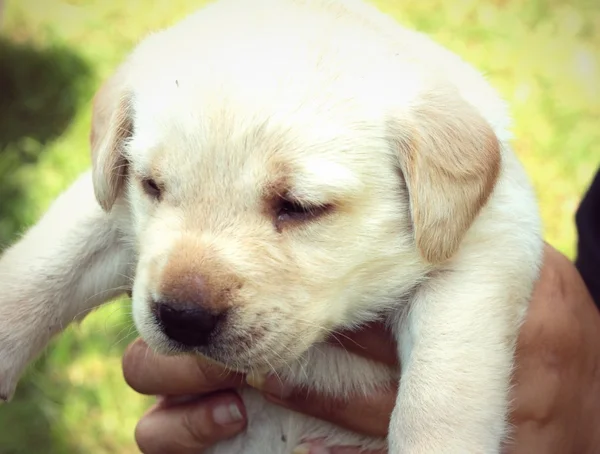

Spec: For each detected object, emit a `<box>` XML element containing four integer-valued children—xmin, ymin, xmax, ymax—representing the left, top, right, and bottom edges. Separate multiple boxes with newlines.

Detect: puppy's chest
<box><xmin>207</xmin><ymin>346</ymin><xmax>396</xmax><ymax>454</ymax></box>
<box><xmin>280</xmin><ymin>342</ymin><xmax>398</xmax><ymax>394</ymax></box>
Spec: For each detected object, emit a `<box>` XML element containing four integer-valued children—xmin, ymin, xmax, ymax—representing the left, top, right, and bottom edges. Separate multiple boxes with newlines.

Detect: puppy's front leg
<box><xmin>389</xmin><ymin>259</ymin><xmax>536</xmax><ymax>454</ymax></box>
<box><xmin>0</xmin><ymin>170</ymin><xmax>133</xmax><ymax>401</ymax></box>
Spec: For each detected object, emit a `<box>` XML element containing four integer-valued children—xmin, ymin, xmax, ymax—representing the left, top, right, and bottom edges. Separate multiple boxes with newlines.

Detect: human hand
<box><xmin>122</xmin><ymin>341</ymin><xmax>381</xmax><ymax>454</ymax></box>
<box><xmin>122</xmin><ymin>344</ymin><xmax>247</xmax><ymax>453</ymax></box>
<box><xmin>123</xmin><ymin>244</ymin><xmax>600</xmax><ymax>453</ymax></box>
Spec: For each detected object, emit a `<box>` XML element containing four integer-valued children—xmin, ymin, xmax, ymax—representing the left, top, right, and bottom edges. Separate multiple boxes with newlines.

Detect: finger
<box><xmin>135</xmin><ymin>392</ymin><xmax>246</xmax><ymax>454</ymax></box>
<box><xmin>122</xmin><ymin>338</ymin><xmax>245</xmax><ymax>395</ymax></box>
<box><xmin>328</xmin><ymin>321</ymin><xmax>398</xmax><ymax>367</ymax></box>
<box><xmin>248</xmin><ymin>375</ymin><xmax>396</xmax><ymax>438</ymax></box>
<box><xmin>292</xmin><ymin>441</ymin><xmax>386</xmax><ymax>453</ymax></box>
<box><xmin>329</xmin><ymin>448</ymin><xmax>386</xmax><ymax>454</ymax></box>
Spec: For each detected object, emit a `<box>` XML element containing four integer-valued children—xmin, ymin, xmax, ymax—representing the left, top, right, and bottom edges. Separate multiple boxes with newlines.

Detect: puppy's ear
<box><xmin>90</xmin><ymin>63</ymin><xmax>133</xmax><ymax>212</ymax></box>
<box><xmin>393</xmin><ymin>85</ymin><xmax>501</xmax><ymax>264</ymax></box>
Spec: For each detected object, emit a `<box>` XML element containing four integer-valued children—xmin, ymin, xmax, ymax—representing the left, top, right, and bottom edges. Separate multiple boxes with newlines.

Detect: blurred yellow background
<box><xmin>0</xmin><ymin>0</ymin><xmax>598</xmax><ymax>452</ymax></box>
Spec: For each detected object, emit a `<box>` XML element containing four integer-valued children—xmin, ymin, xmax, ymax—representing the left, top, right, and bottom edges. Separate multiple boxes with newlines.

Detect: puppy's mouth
<box><xmin>146</xmin><ymin>312</ymin><xmax>324</xmax><ymax>373</ymax></box>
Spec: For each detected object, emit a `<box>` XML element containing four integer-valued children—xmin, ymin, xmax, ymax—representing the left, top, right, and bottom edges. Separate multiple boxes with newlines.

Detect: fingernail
<box><xmin>292</xmin><ymin>443</ymin><xmax>330</xmax><ymax>454</ymax></box>
<box><xmin>292</xmin><ymin>444</ymin><xmax>311</xmax><ymax>454</ymax></box>
<box><xmin>246</xmin><ymin>373</ymin><xmax>293</xmax><ymax>399</ymax></box>
<box><xmin>245</xmin><ymin>372</ymin><xmax>266</xmax><ymax>389</ymax></box>
<box><xmin>212</xmin><ymin>402</ymin><xmax>244</xmax><ymax>425</ymax></box>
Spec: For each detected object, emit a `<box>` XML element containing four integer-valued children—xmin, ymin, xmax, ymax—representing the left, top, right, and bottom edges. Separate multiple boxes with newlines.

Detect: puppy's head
<box><xmin>90</xmin><ymin>22</ymin><xmax>500</xmax><ymax>372</ymax></box>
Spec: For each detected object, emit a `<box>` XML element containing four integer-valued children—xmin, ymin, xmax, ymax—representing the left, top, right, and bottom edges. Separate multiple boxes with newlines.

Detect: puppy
<box><xmin>0</xmin><ymin>0</ymin><xmax>543</xmax><ymax>452</ymax></box>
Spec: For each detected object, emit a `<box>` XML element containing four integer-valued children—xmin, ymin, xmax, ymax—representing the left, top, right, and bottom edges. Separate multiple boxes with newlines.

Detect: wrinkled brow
<box><xmin>263</xmin><ymin>157</ymin><xmax>364</xmax><ymax>206</ymax></box>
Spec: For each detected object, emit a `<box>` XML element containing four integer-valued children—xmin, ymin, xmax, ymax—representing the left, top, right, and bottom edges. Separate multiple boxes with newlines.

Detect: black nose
<box><xmin>154</xmin><ymin>302</ymin><xmax>223</xmax><ymax>347</ymax></box>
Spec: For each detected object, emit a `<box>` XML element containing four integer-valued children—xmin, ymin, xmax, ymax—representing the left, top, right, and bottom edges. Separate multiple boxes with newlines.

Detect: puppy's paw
<box><xmin>0</xmin><ymin>345</ymin><xmax>29</xmax><ymax>402</ymax></box>
<box><xmin>0</xmin><ymin>301</ymin><xmax>56</xmax><ymax>403</ymax></box>
<box><xmin>0</xmin><ymin>378</ymin><xmax>18</xmax><ymax>403</ymax></box>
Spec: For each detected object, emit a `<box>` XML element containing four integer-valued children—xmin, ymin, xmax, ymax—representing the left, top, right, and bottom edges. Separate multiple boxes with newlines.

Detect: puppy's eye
<box><xmin>141</xmin><ymin>178</ymin><xmax>162</xmax><ymax>199</ymax></box>
<box><xmin>275</xmin><ymin>198</ymin><xmax>332</xmax><ymax>229</ymax></box>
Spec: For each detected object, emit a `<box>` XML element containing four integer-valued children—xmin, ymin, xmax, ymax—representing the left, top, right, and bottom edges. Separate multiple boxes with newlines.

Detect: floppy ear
<box><xmin>392</xmin><ymin>85</ymin><xmax>501</xmax><ymax>264</ymax></box>
<box><xmin>90</xmin><ymin>64</ymin><xmax>133</xmax><ymax>212</ymax></box>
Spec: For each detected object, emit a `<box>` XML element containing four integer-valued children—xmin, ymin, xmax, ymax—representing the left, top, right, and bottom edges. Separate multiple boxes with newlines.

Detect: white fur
<box><xmin>0</xmin><ymin>1</ymin><xmax>543</xmax><ymax>453</ymax></box>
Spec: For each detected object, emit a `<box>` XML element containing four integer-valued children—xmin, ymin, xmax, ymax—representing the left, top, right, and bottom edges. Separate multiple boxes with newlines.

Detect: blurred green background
<box><xmin>0</xmin><ymin>0</ymin><xmax>598</xmax><ymax>452</ymax></box>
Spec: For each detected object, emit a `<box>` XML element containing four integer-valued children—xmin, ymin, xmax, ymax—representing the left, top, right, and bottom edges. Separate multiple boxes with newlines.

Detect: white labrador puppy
<box><xmin>0</xmin><ymin>0</ymin><xmax>543</xmax><ymax>452</ymax></box>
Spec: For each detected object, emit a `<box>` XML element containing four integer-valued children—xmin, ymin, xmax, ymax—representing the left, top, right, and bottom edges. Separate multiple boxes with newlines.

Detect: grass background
<box><xmin>0</xmin><ymin>0</ymin><xmax>598</xmax><ymax>452</ymax></box>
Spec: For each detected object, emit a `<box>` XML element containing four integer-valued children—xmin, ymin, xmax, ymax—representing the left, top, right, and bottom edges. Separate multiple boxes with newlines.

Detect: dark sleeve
<box><xmin>575</xmin><ymin>168</ymin><xmax>600</xmax><ymax>306</ymax></box>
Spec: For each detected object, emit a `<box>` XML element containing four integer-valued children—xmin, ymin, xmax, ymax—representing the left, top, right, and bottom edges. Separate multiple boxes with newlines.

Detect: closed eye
<box><xmin>275</xmin><ymin>197</ymin><xmax>333</xmax><ymax>231</ymax></box>
<box><xmin>141</xmin><ymin>177</ymin><xmax>162</xmax><ymax>199</ymax></box>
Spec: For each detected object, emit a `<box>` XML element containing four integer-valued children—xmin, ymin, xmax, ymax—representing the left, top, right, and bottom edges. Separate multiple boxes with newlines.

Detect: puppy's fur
<box><xmin>0</xmin><ymin>0</ymin><xmax>543</xmax><ymax>452</ymax></box>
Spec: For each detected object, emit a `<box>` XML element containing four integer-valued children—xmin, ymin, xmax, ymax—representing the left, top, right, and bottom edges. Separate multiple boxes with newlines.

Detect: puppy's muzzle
<box><xmin>151</xmin><ymin>268</ymin><xmax>233</xmax><ymax>348</ymax></box>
